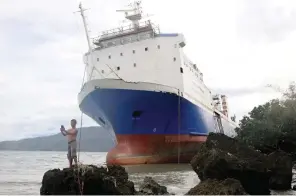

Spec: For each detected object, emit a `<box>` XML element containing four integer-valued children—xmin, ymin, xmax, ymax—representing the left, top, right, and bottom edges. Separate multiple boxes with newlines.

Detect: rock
<box><xmin>40</xmin><ymin>164</ymin><xmax>136</xmax><ymax>195</ymax></box>
<box><xmin>277</xmin><ymin>132</ymin><xmax>296</xmax><ymax>160</ymax></box>
<box><xmin>186</xmin><ymin>178</ymin><xmax>247</xmax><ymax>195</ymax></box>
<box><xmin>40</xmin><ymin>164</ymin><xmax>170</xmax><ymax>195</ymax></box>
<box><xmin>266</xmin><ymin>150</ymin><xmax>293</xmax><ymax>190</ymax></box>
<box><xmin>106</xmin><ymin>165</ymin><xmax>136</xmax><ymax>194</ymax></box>
<box><xmin>191</xmin><ymin>133</ymin><xmax>294</xmax><ymax>193</ymax></box>
<box><xmin>190</xmin><ymin>133</ymin><xmax>272</xmax><ymax>195</ymax></box>
<box><xmin>138</xmin><ymin>177</ymin><xmax>169</xmax><ymax>195</ymax></box>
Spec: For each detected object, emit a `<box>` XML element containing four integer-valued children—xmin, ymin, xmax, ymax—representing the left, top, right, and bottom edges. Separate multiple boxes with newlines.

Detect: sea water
<box><xmin>0</xmin><ymin>151</ymin><xmax>295</xmax><ymax>195</ymax></box>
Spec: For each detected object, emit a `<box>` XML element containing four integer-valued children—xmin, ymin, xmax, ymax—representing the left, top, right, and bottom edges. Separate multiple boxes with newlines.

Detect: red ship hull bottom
<box><xmin>106</xmin><ymin>134</ymin><xmax>207</xmax><ymax>165</ymax></box>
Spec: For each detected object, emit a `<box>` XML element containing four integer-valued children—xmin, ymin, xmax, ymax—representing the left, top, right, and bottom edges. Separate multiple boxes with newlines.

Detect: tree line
<box><xmin>234</xmin><ymin>81</ymin><xmax>296</xmax><ymax>159</ymax></box>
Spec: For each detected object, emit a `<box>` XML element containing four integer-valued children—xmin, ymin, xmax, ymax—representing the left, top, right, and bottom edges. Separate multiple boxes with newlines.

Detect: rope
<box><xmin>77</xmin><ymin>45</ymin><xmax>88</xmax><ymax>163</ymax></box>
<box><xmin>72</xmin><ymin>5</ymin><xmax>120</xmax><ymax>194</ymax></box>
<box><xmin>177</xmin><ymin>89</ymin><xmax>181</xmax><ymax>164</ymax></box>
<box><xmin>77</xmin><ymin>112</ymin><xmax>84</xmax><ymax>162</ymax></box>
<box><xmin>76</xmin><ymin>63</ymin><xmax>86</xmax><ymax>195</ymax></box>
<box><xmin>74</xmin><ymin>28</ymin><xmax>118</xmax><ymax>196</ymax></box>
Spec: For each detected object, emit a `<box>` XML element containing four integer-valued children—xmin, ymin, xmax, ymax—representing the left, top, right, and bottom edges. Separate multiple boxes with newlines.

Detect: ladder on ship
<box><xmin>214</xmin><ymin>111</ymin><xmax>224</xmax><ymax>134</ymax></box>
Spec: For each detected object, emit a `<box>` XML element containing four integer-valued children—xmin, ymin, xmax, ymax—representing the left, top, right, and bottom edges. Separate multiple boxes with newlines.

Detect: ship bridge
<box><xmin>92</xmin><ymin>0</ymin><xmax>160</xmax><ymax>50</ymax></box>
<box><xmin>93</xmin><ymin>20</ymin><xmax>159</xmax><ymax>50</ymax></box>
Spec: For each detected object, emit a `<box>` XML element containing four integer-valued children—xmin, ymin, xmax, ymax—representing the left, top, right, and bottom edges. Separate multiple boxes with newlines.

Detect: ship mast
<box><xmin>78</xmin><ymin>2</ymin><xmax>92</xmax><ymax>51</ymax></box>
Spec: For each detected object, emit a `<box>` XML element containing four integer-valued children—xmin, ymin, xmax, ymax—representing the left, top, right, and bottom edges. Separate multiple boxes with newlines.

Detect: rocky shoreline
<box><xmin>40</xmin><ymin>133</ymin><xmax>295</xmax><ymax>195</ymax></box>
<box><xmin>40</xmin><ymin>164</ymin><xmax>171</xmax><ymax>195</ymax></box>
<box><xmin>188</xmin><ymin>133</ymin><xmax>293</xmax><ymax>195</ymax></box>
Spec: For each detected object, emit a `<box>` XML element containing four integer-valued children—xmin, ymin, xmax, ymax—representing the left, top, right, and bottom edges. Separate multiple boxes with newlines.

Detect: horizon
<box><xmin>0</xmin><ymin>125</ymin><xmax>102</xmax><ymax>142</ymax></box>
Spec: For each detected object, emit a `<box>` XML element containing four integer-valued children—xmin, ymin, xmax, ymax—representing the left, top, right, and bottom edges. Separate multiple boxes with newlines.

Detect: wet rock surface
<box><xmin>40</xmin><ymin>164</ymin><xmax>135</xmax><ymax>195</ymax></box>
<box><xmin>186</xmin><ymin>178</ymin><xmax>247</xmax><ymax>195</ymax></box>
<box><xmin>40</xmin><ymin>164</ymin><xmax>170</xmax><ymax>195</ymax></box>
<box><xmin>137</xmin><ymin>177</ymin><xmax>169</xmax><ymax>195</ymax></box>
<box><xmin>266</xmin><ymin>151</ymin><xmax>293</xmax><ymax>190</ymax></box>
<box><xmin>190</xmin><ymin>132</ymin><xmax>294</xmax><ymax>195</ymax></box>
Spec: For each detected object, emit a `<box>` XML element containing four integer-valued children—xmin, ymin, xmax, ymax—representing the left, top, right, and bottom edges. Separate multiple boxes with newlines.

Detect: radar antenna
<box><xmin>116</xmin><ymin>0</ymin><xmax>143</xmax><ymax>29</ymax></box>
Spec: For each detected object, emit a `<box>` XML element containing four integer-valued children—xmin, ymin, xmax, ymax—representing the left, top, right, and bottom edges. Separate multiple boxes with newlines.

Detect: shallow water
<box><xmin>0</xmin><ymin>151</ymin><xmax>295</xmax><ymax>195</ymax></box>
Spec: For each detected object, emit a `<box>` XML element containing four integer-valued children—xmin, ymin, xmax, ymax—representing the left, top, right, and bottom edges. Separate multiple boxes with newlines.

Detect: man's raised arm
<box><xmin>60</xmin><ymin>127</ymin><xmax>66</xmax><ymax>136</ymax></box>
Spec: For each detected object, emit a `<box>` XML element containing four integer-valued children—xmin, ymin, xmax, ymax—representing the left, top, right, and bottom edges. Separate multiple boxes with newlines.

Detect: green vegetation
<box><xmin>235</xmin><ymin>82</ymin><xmax>296</xmax><ymax>158</ymax></box>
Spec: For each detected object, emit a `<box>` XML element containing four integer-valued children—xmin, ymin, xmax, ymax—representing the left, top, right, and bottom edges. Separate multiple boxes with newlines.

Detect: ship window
<box><xmin>120</xmin><ymin>52</ymin><xmax>123</xmax><ymax>56</ymax></box>
<box><xmin>145</xmin><ymin>47</ymin><xmax>148</xmax><ymax>51</ymax></box>
<box><xmin>97</xmin><ymin>58</ymin><xmax>99</xmax><ymax>62</ymax></box>
<box><xmin>101</xmin><ymin>70</ymin><xmax>104</xmax><ymax>74</ymax></box>
<box><xmin>133</xmin><ymin>50</ymin><xmax>135</xmax><ymax>54</ymax></box>
<box><xmin>173</xmin><ymin>57</ymin><xmax>176</xmax><ymax>61</ymax></box>
<box><xmin>117</xmin><ymin>66</ymin><xmax>120</xmax><ymax>70</ymax></box>
<box><xmin>157</xmin><ymin>45</ymin><xmax>160</xmax><ymax>49</ymax></box>
<box><xmin>180</xmin><ymin>67</ymin><xmax>183</xmax><ymax>73</ymax></box>
<box><xmin>108</xmin><ymin>55</ymin><xmax>111</xmax><ymax>59</ymax></box>
<box><xmin>134</xmin><ymin>63</ymin><xmax>136</xmax><ymax>67</ymax></box>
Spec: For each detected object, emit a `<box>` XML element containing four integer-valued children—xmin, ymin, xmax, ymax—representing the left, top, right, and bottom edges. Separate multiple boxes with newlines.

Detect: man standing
<box><xmin>60</xmin><ymin>119</ymin><xmax>78</xmax><ymax>168</ymax></box>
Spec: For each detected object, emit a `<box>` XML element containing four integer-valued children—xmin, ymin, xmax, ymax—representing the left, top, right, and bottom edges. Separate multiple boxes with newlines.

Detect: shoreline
<box><xmin>40</xmin><ymin>133</ymin><xmax>296</xmax><ymax>195</ymax></box>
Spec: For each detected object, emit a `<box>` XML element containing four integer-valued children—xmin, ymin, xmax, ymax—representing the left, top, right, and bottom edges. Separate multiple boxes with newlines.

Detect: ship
<box><xmin>77</xmin><ymin>1</ymin><xmax>238</xmax><ymax>165</ymax></box>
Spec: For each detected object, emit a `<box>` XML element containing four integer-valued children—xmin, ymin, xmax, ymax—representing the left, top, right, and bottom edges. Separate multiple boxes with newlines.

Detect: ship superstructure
<box><xmin>78</xmin><ymin>1</ymin><xmax>238</xmax><ymax>165</ymax></box>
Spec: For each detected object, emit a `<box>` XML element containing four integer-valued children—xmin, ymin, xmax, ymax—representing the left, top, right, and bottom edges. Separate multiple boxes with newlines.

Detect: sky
<box><xmin>0</xmin><ymin>0</ymin><xmax>296</xmax><ymax>141</ymax></box>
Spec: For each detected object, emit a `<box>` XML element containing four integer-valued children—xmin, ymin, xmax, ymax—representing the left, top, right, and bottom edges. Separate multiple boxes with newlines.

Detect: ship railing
<box><xmin>92</xmin><ymin>20</ymin><xmax>160</xmax><ymax>44</ymax></box>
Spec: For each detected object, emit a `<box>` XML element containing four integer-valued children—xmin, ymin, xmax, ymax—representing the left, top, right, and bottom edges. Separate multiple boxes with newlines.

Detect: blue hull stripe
<box><xmin>79</xmin><ymin>89</ymin><xmax>235</xmax><ymax>136</ymax></box>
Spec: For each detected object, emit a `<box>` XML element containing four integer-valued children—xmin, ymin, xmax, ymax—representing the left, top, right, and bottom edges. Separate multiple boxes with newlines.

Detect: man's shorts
<box><xmin>67</xmin><ymin>140</ymin><xmax>77</xmax><ymax>159</ymax></box>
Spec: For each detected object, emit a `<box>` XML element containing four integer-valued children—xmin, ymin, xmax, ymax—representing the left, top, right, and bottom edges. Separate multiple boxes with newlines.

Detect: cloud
<box><xmin>0</xmin><ymin>0</ymin><xmax>97</xmax><ymax>141</ymax></box>
<box><xmin>237</xmin><ymin>0</ymin><xmax>296</xmax><ymax>43</ymax></box>
<box><xmin>0</xmin><ymin>0</ymin><xmax>295</xmax><ymax>141</ymax></box>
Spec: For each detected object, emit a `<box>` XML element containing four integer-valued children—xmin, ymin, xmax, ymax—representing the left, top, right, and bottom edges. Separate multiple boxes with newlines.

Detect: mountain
<box><xmin>0</xmin><ymin>126</ymin><xmax>115</xmax><ymax>152</ymax></box>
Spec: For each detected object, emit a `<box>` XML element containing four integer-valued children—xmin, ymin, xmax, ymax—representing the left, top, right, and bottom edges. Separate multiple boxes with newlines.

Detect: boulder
<box><xmin>138</xmin><ymin>177</ymin><xmax>169</xmax><ymax>195</ymax></box>
<box><xmin>277</xmin><ymin>132</ymin><xmax>296</xmax><ymax>161</ymax></box>
<box><xmin>190</xmin><ymin>142</ymin><xmax>270</xmax><ymax>195</ymax></box>
<box><xmin>186</xmin><ymin>178</ymin><xmax>247</xmax><ymax>195</ymax></box>
<box><xmin>266</xmin><ymin>151</ymin><xmax>293</xmax><ymax>190</ymax></box>
<box><xmin>190</xmin><ymin>133</ymin><xmax>293</xmax><ymax>195</ymax></box>
<box><xmin>40</xmin><ymin>164</ymin><xmax>136</xmax><ymax>195</ymax></box>
<box><xmin>40</xmin><ymin>164</ymin><xmax>171</xmax><ymax>195</ymax></box>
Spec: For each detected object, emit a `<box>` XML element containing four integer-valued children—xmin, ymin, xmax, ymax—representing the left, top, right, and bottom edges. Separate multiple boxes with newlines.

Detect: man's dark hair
<box><xmin>71</xmin><ymin>119</ymin><xmax>77</xmax><ymax>124</ymax></box>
